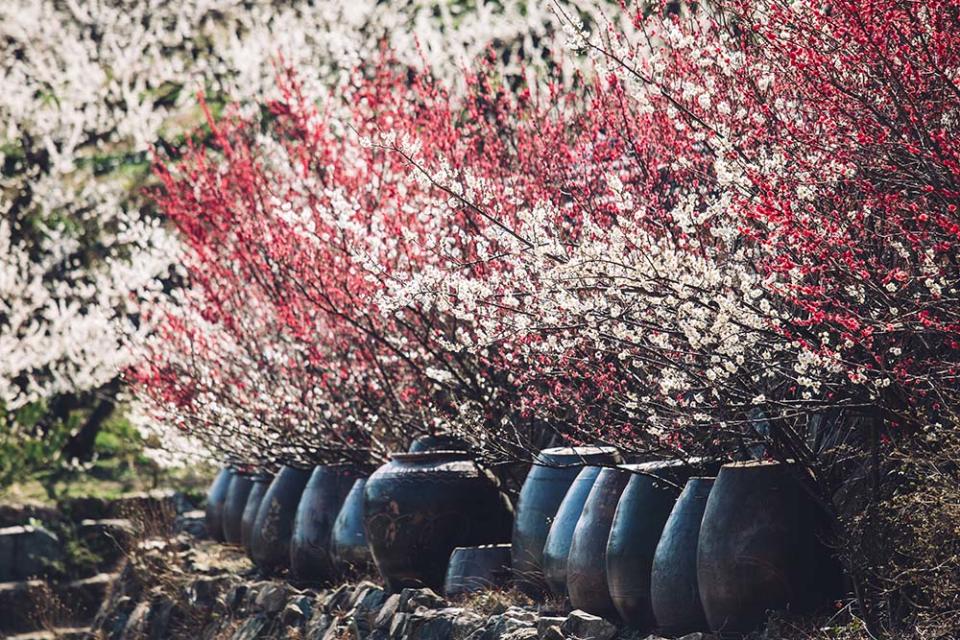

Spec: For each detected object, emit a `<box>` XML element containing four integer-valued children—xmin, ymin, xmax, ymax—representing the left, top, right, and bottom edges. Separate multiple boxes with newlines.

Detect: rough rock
<box><xmin>405</xmin><ymin>607</ymin><xmax>459</xmax><ymax>640</ymax></box>
<box><xmin>282</xmin><ymin>594</ymin><xmax>314</xmax><ymax>626</ymax></box>
<box><xmin>305</xmin><ymin>612</ymin><xmax>333</xmax><ymax>640</ymax></box>
<box><xmin>480</xmin><ymin>612</ymin><xmax>536</xmax><ymax>640</ymax></box>
<box><xmin>675</xmin><ymin>634</ymin><xmax>718</xmax><ymax>640</ymax></box>
<box><xmin>350</xmin><ymin>581</ymin><xmax>383</xmax><ymax>607</ymax></box>
<box><xmin>398</xmin><ymin>587</ymin><xmax>446</xmax><ymax>613</ymax></box>
<box><xmin>226</xmin><ymin>583</ymin><xmax>249</xmax><ymax>612</ymax></box>
<box><xmin>78</xmin><ymin>519</ymin><xmax>135</xmax><ymax>572</ymax></box>
<box><xmin>389</xmin><ymin>612</ymin><xmax>410</xmax><ymax>639</ymax></box>
<box><xmin>231</xmin><ymin>613</ymin><xmax>268</xmax><ymax>640</ymax></box>
<box><xmin>374</xmin><ymin>593</ymin><xmax>402</xmax><ymax>629</ymax></box>
<box><xmin>63</xmin><ymin>572</ymin><xmax>117</xmax><ymax>622</ymax></box>
<box><xmin>255</xmin><ymin>582</ymin><xmax>291</xmax><ymax>613</ymax></box>
<box><xmin>536</xmin><ymin>616</ymin><xmax>566</xmax><ymax>637</ymax></box>
<box><xmin>188</xmin><ymin>575</ymin><xmax>234</xmax><ymax>608</ymax></box>
<box><xmin>173</xmin><ymin>510</ymin><xmax>207</xmax><ymax>538</ymax></box>
<box><xmin>353</xmin><ymin>584</ymin><xmax>388</xmax><ymax>628</ymax></box>
<box><xmin>121</xmin><ymin>596</ymin><xmax>177</xmax><ymax>640</ymax></box>
<box><xmin>502</xmin><ymin>607</ymin><xmax>537</xmax><ymax>623</ymax></box>
<box><xmin>539</xmin><ymin>624</ymin><xmax>566</xmax><ymax>640</ymax></box>
<box><xmin>451</xmin><ymin>610</ymin><xmax>486</xmax><ymax>640</ymax></box>
<box><xmin>323</xmin><ymin>583</ymin><xmax>355</xmax><ymax>612</ymax></box>
<box><xmin>0</xmin><ymin>579</ymin><xmax>46</xmax><ymax>634</ymax></box>
<box><xmin>502</xmin><ymin>629</ymin><xmax>539</xmax><ymax>640</ymax></box>
<box><xmin>0</xmin><ymin>525</ymin><xmax>62</xmax><ymax>581</ymax></box>
<box><xmin>560</xmin><ymin>610</ymin><xmax>617</xmax><ymax>640</ymax></box>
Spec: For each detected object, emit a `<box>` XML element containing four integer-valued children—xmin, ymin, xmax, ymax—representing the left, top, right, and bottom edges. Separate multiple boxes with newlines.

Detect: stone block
<box><xmin>254</xmin><ymin>582</ymin><xmax>291</xmax><ymax>613</ymax></box>
<box><xmin>174</xmin><ymin>510</ymin><xmax>207</xmax><ymax>538</ymax></box>
<box><xmin>560</xmin><ymin>610</ymin><xmax>617</xmax><ymax>640</ymax></box>
<box><xmin>398</xmin><ymin>587</ymin><xmax>446</xmax><ymax>613</ymax></box>
<box><xmin>0</xmin><ymin>579</ymin><xmax>46</xmax><ymax>634</ymax></box>
<box><xmin>0</xmin><ymin>525</ymin><xmax>62</xmax><ymax>581</ymax></box>
<box><xmin>78</xmin><ymin>519</ymin><xmax>135</xmax><ymax>573</ymax></box>
<box><xmin>374</xmin><ymin>593</ymin><xmax>401</xmax><ymax>629</ymax></box>
<box><xmin>536</xmin><ymin>617</ymin><xmax>566</xmax><ymax>637</ymax></box>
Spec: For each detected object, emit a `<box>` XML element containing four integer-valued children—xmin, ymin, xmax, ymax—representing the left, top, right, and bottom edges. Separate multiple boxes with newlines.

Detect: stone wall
<box><xmin>90</xmin><ymin>533</ymin><xmax>715</xmax><ymax>640</ymax></box>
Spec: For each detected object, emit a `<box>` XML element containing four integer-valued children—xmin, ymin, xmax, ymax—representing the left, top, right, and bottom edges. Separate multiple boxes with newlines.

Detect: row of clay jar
<box><xmin>205</xmin><ymin>441</ymin><xmax>842</xmax><ymax>636</ymax></box>
<box><xmin>511</xmin><ymin>447</ymin><xmax>842</xmax><ymax>635</ymax></box>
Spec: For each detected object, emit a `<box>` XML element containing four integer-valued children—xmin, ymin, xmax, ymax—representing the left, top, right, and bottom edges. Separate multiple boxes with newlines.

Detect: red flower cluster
<box><xmin>133</xmin><ymin>0</ymin><xmax>960</xmax><ymax>469</ymax></box>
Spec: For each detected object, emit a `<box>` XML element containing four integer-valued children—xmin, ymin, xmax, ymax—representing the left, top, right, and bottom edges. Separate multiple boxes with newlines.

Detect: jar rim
<box><xmin>390</xmin><ymin>450</ymin><xmax>475</xmax><ymax>463</ymax></box>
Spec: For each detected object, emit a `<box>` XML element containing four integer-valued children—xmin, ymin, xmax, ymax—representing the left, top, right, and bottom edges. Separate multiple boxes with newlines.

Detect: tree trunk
<box><xmin>62</xmin><ymin>380</ymin><xmax>119</xmax><ymax>462</ymax></box>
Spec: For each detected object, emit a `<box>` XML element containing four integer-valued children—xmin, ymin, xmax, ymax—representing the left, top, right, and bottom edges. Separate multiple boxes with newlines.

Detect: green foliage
<box><xmin>0</xmin><ymin>397</ymin><xmax>152</xmax><ymax>498</ymax></box>
<box><xmin>0</xmin><ymin>401</ymin><xmax>77</xmax><ymax>490</ymax></box>
<box><xmin>95</xmin><ymin>412</ymin><xmax>144</xmax><ymax>461</ymax></box>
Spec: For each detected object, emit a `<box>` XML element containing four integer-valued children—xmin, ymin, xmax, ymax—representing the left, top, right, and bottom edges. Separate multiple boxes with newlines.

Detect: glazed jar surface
<box><xmin>541</xmin><ymin>465</ymin><xmax>604</xmax><ymax>597</ymax></box>
<box><xmin>222</xmin><ymin>473</ymin><xmax>254</xmax><ymax>544</ymax></box>
<box><xmin>205</xmin><ymin>467</ymin><xmax>233</xmax><ymax>542</ymax></box>
<box><xmin>566</xmin><ymin>466</ymin><xmax>631</xmax><ymax>618</ymax></box>
<box><xmin>241</xmin><ymin>474</ymin><xmax>272</xmax><ymax>556</ymax></box>
<box><xmin>444</xmin><ymin>544</ymin><xmax>512</xmax><ymax>598</ymax></box>
<box><xmin>290</xmin><ymin>464</ymin><xmax>363</xmax><ymax>583</ymax></box>
<box><xmin>650</xmin><ymin>477</ymin><xmax>715</xmax><ymax>634</ymax></box>
<box><xmin>606</xmin><ymin>460</ymin><xmax>701</xmax><ymax>628</ymax></box>
<box><xmin>511</xmin><ymin>446</ymin><xmax>620</xmax><ymax>589</ymax></box>
<box><xmin>250</xmin><ymin>465</ymin><xmax>311</xmax><ymax>574</ymax></box>
<box><xmin>364</xmin><ymin>451</ymin><xmax>513</xmax><ymax>592</ymax></box>
<box><xmin>331</xmin><ymin>477</ymin><xmax>373</xmax><ymax>576</ymax></box>
<box><xmin>697</xmin><ymin>461</ymin><xmax>840</xmax><ymax>633</ymax></box>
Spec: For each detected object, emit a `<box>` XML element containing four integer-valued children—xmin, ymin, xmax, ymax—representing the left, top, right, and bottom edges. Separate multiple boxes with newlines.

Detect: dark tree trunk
<box><xmin>62</xmin><ymin>380</ymin><xmax>119</xmax><ymax>462</ymax></box>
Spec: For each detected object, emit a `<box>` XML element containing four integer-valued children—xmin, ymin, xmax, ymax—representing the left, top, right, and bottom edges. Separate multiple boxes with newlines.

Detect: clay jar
<box><xmin>650</xmin><ymin>477</ymin><xmax>715</xmax><ymax>634</ymax></box>
<box><xmin>444</xmin><ymin>544</ymin><xmax>512</xmax><ymax>598</ymax></box>
<box><xmin>541</xmin><ymin>465</ymin><xmax>604</xmax><ymax>597</ymax></box>
<box><xmin>697</xmin><ymin>461</ymin><xmax>841</xmax><ymax>633</ymax></box>
<box><xmin>363</xmin><ymin>451</ymin><xmax>513</xmax><ymax>592</ymax></box>
<box><xmin>241</xmin><ymin>473</ymin><xmax>272</xmax><ymax>557</ymax></box>
<box><xmin>606</xmin><ymin>460</ymin><xmax>701</xmax><ymax>628</ymax></box>
<box><xmin>408</xmin><ymin>433</ymin><xmax>473</xmax><ymax>453</ymax></box>
<box><xmin>331</xmin><ymin>477</ymin><xmax>374</xmax><ymax>577</ymax></box>
<box><xmin>222</xmin><ymin>473</ymin><xmax>254</xmax><ymax>544</ymax></box>
<box><xmin>250</xmin><ymin>465</ymin><xmax>311</xmax><ymax>574</ymax></box>
<box><xmin>511</xmin><ymin>446</ymin><xmax>620</xmax><ymax>591</ymax></box>
<box><xmin>204</xmin><ymin>467</ymin><xmax>233</xmax><ymax>542</ymax></box>
<box><xmin>566</xmin><ymin>466</ymin><xmax>631</xmax><ymax>618</ymax></box>
<box><xmin>289</xmin><ymin>465</ymin><xmax>363</xmax><ymax>583</ymax></box>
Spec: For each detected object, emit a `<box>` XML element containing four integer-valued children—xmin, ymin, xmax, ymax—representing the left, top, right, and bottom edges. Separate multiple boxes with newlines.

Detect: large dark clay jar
<box><xmin>364</xmin><ymin>451</ymin><xmax>513</xmax><ymax>592</ymax></box>
<box><xmin>408</xmin><ymin>433</ymin><xmax>473</xmax><ymax>453</ymax></box>
<box><xmin>250</xmin><ymin>465</ymin><xmax>311</xmax><ymax>574</ymax></box>
<box><xmin>205</xmin><ymin>467</ymin><xmax>233</xmax><ymax>542</ymax></box>
<box><xmin>606</xmin><ymin>460</ymin><xmax>703</xmax><ymax>628</ymax></box>
<box><xmin>241</xmin><ymin>474</ymin><xmax>272</xmax><ymax>556</ymax></box>
<box><xmin>290</xmin><ymin>465</ymin><xmax>363</xmax><ymax>583</ymax></box>
<box><xmin>331</xmin><ymin>478</ymin><xmax>373</xmax><ymax>576</ymax></box>
<box><xmin>512</xmin><ymin>446</ymin><xmax>620</xmax><ymax>590</ymax></box>
<box><xmin>444</xmin><ymin>544</ymin><xmax>512</xmax><ymax>597</ymax></box>
<box><xmin>542</xmin><ymin>465</ymin><xmax>604</xmax><ymax>597</ymax></box>
<box><xmin>567</xmin><ymin>466</ymin><xmax>631</xmax><ymax>618</ymax></box>
<box><xmin>697</xmin><ymin>461</ymin><xmax>840</xmax><ymax>633</ymax></box>
<box><xmin>222</xmin><ymin>473</ymin><xmax>254</xmax><ymax>544</ymax></box>
<box><xmin>650</xmin><ymin>477</ymin><xmax>715</xmax><ymax>634</ymax></box>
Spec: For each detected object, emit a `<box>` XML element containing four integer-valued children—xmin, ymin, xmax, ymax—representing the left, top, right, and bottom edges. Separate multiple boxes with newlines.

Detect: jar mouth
<box><xmin>725</xmin><ymin>459</ymin><xmax>789</xmax><ymax>468</ymax></box>
<box><xmin>536</xmin><ymin>445</ymin><xmax>619</xmax><ymax>465</ymax></box>
<box><xmin>390</xmin><ymin>450</ymin><xmax>475</xmax><ymax>463</ymax></box>
<box><xmin>619</xmin><ymin>459</ymin><xmax>688</xmax><ymax>472</ymax></box>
